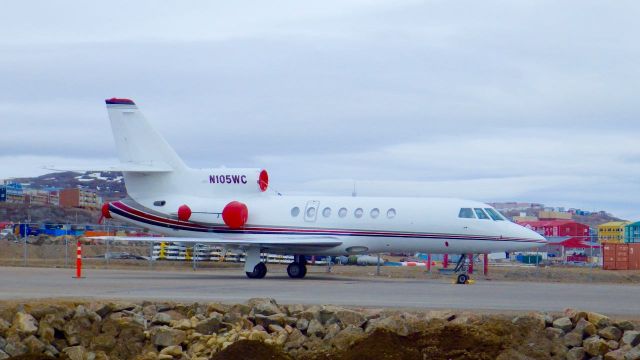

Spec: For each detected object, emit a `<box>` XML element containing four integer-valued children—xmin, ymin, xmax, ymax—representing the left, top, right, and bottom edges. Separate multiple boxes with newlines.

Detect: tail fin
<box><xmin>106</xmin><ymin>98</ymin><xmax>186</xmax><ymax>171</ymax></box>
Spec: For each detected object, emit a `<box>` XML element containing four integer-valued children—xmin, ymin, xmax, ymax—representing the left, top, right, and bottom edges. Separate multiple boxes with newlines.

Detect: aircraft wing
<box><xmin>89</xmin><ymin>236</ymin><xmax>342</xmax><ymax>250</ymax></box>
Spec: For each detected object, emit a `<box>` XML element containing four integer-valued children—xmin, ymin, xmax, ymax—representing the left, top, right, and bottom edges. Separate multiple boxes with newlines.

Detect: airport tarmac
<box><xmin>1</xmin><ymin>266</ymin><xmax>639</xmax><ymax>316</ymax></box>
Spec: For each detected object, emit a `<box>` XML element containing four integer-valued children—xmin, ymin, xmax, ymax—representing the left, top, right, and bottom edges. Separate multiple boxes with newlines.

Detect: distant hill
<box><xmin>499</xmin><ymin>208</ymin><xmax>624</xmax><ymax>228</ymax></box>
<box><xmin>12</xmin><ymin>171</ymin><xmax>126</xmax><ymax>201</ymax></box>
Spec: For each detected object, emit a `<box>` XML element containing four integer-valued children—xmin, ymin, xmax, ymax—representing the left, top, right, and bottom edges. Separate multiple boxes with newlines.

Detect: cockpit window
<box><xmin>484</xmin><ymin>208</ymin><xmax>505</xmax><ymax>221</ymax></box>
<box><xmin>458</xmin><ymin>208</ymin><xmax>476</xmax><ymax>219</ymax></box>
<box><xmin>474</xmin><ymin>208</ymin><xmax>490</xmax><ymax>220</ymax></box>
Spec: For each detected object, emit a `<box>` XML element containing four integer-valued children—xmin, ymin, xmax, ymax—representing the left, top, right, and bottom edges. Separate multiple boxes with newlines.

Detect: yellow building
<box><xmin>598</xmin><ymin>221</ymin><xmax>629</xmax><ymax>243</ymax></box>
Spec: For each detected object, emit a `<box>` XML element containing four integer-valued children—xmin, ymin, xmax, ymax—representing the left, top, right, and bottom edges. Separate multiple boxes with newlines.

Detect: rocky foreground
<box><xmin>0</xmin><ymin>300</ymin><xmax>639</xmax><ymax>360</ymax></box>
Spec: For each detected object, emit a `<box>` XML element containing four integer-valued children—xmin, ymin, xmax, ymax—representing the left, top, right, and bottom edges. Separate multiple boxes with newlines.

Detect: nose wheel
<box><xmin>287</xmin><ymin>256</ymin><xmax>308</xmax><ymax>279</ymax></box>
<box><xmin>246</xmin><ymin>262</ymin><xmax>267</xmax><ymax>279</ymax></box>
<box><xmin>453</xmin><ymin>254</ymin><xmax>471</xmax><ymax>285</ymax></box>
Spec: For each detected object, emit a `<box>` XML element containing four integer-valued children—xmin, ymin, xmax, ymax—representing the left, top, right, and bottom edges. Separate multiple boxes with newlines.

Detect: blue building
<box><xmin>624</xmin><ymin>221</ymin><xmax>640</xmax><ymax>243</ymax></box>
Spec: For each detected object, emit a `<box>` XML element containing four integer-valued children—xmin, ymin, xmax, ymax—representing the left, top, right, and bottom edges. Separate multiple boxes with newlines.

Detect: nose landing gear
<box><xmin>453</xmin><ymin>254</ymin><xmax>471</xmax><ymax>285</ymax></box>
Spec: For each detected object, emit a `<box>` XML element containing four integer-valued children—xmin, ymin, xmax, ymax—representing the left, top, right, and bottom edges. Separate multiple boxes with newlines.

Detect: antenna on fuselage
<box><xmin>352</xmin><ymin>181</ymin><xmax>357</xmax><ymax>197</ymax></box>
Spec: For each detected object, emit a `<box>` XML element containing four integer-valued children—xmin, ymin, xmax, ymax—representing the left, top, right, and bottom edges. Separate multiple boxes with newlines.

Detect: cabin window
<box><xmin>322</xmin><ymin>207</ymin><xmax>331</xmax><ymax>218</ymax></box>
<box><xmin>354</xmin><ymin>208</ymin><xmax>364</xmax><ymax>218</ymax></box>
<box><xmin>484</xmin><ymin>208</ymin><xmax>505</xmax><ymax>221</ymax></box>
<box><xmin>370</xmin><ymin>208</ymin><xmax>380</xmax><ymax>218</ymax></box>
<box><xmin>153</xmin><ymin>200</ymin><xmax>166</xmax><ymax>206</ymax></box>
<box><xmin>306</xmin><ymin>207</ymin><xmax>317</xmax><ymax>218</ymax></box>
<box><xmin>291</xmin><ymin>207</ymin><xmax>300</xmax><ymax>217</ymax></box>
<box><xmin>474</xmin><ymin>208</ymin><xmax>490</xmax><ymax>220</ymax></box>
<box><xmin>458</xmin><ymin>208</ymin><xmax>475</xmax><ymax>218</ymax></box>
<box><xmin>387</xmin><ymin>208</ymin><xmax>396</xmax><ymax>219</ymax></box>
<box><xmin>338</xmin><ymin>207</ymin><xmax>348</xmax><ymax>218</ymax></box>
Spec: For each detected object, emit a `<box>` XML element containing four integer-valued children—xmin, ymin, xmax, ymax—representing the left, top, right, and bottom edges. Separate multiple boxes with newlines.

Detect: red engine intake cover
<box><xmin>178</xmin><ymin>204</ymin><xmax>192</xmax><ymax>221</ymax></box>
<box><xmin>101</xmin><ymin>203</ymin><xmax>112</xmax><ymax>219</ymax></box>
<box><xmin>222</xmin><ymin>201</ymin><xmax>249</xmax><ymax>229</ymax></box>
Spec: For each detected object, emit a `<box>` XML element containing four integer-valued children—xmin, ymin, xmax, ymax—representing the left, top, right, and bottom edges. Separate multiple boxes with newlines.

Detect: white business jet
<box><xmin>93</xmin><ymin>98</ymin><xmax>546</xmax><ymax>282</ymax></box>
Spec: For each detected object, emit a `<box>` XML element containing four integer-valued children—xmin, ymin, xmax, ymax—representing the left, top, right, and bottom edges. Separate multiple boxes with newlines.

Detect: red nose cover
<box><xmin>178</xmin><ymin>204</ymin><xmax>192</xmax><ymax>221</ymax></box>
<box><xmin>101</xmin><ymin>203</ymin><xmax>112</xmax><ymax>219</ymax></box>
<box><xmin>222</xmin><ymin>201</ymin><xmax>249</xmax><ymax>229</ymax></box>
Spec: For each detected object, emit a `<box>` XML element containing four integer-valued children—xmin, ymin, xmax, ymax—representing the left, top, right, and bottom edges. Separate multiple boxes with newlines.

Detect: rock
<box><xmin>553</xmin><ymin>317</ymin><xmax>574</xmax><ymax>332</ymax></box>
<box><xmin>286</xmin><ymin>304</ymin><xmax>305</xmax><ymax>315</ymax></box>
<box><xmin>23</xmin><ymin>335</ymin><xmax>46</xmax><ymax>353</ymax></box>
<box><xmin>158</xmin><ymin>355</ymin><xmax>173</xmax><ymax>360</ymax></box>
<box><xmin>575</xmin><ymin>318</ymin><xmax>598</xmax><ymax>337</ymax></box>
<box><xmin>152</xmin><ymin>313</ymin><xmax>172</xmax><ymax>325</ymax></box>
<box><xmin>615</xmin><ymin>321</ymin><xmax>635</xmax><ymax>331</ymax></box>
<box><xmin>63</xmin><ymin>345</ymin><xmax>88</xmax><ymax>360</ymax></box>
<box><xmin>546</xmin><ymin>327</ymin><xmax>565</xmax><ymax>340</ymax></box>
<box><xmin>589</xmin><ymin>312</ymin><xmax>613</xmax><ymax>329</ymax></box>
<box><xmin>254</xmin><ymin>313</ymin><xmax>287</xmax><ymax>328</ymax></box>
<box><xmin>151</xmin><ymin>326</ymin><xmax>186</xmax><ymax>347</ymax></box>
<box><xmin>194</xmin><ymin>313</ymin><xmax>223</xmax><ymax>334</ymax></box>
<box><xmin>0</xmin><ymin>319</ymin><xmax>10</xmax><ymax>335</ymax></box>
<box><xmin>332</xmin><ymin>308</ymin><xmax>366</xmax><ymax>328</ymax></box>
<box><xmin>0</xmin><ymin>350</ymin><xmax>8</xmax><ymax>360</ymax></box>
<box><xmin>0</xmin><ymin>337</ymin><xmax>5</xmax><ymax>349</ymax></box>
<box><xmin>605</xmin><ymin>349</ymin><xmax>628</xmax><ymax>360</ymax></box>
<box><xmin>608</xmin><ymin>340</ymin><xmax>620</xmax><ymax>350</ymax></box>
<box><xmin>330</xmin><ymin>325</ymin><xmax>365</xmax><ymax>351</ymax></box>
<box><xmin>564</xmin><ymin>332</ymin><xmax>584</xmax><ymax>347</ymax></box>
<box><xmin>566</xmin><ymin>347</ymin><xmax>586</xmax><ymax>360</ymax></box>
<box><xmin>623</xmin><ymin>332</ymin><xmax>640</xmax><ymax>347</ymax></box>
<box><xmin>13</xmin><ymin>312</ymin><xmax>38</xmax><ymax>335</ymax></box>
<box><xmin>4</xmin><ymin>338</ymin><xmax>27</xmax><ymax>357</ymax></box>
<box><xmin>626</xmin><ymin>346</ymin><xmax>640</xmax><ymax>360</ymax></box>
<box><xmin>247</xmin><ymin>298</ymin><xmax>282</xmax><ymax>316</ymax></box>
<box><xmin>268</xmin><ymin>324</ymin><xmax>284</xmax><ymax>333</ymax></box>
<box><xmin>91</xmin><ymin>333</ymin><xmax>116</xmax><ymax>351</ymax></box>
<box><xmin>600</xmin><ymin>327</ymin><xmax>624</xmax><ymax>341</ymax></box>
<box><xmin>170</xmin><ymin>319</ymin><xmax>192</xmax><ymax>330</ymax></box>
<box><xmin>248</xmin><ymin>330</ymin><xmax>269</xmax><ymax>342</ymax></box>
<box><xmin>284</xmin><ymin>328</ymin><xmax>306</xmax><ymax>350</ymax></box>
<box><xmin>324</xmin><ymin>323</ymin><xmax>341</xmax><ymax>340</ymax></box>
<box><xmin>159</xmin><ymin>345</ymin><xmax>182</xmax><ymax>357</ymax></box>
<box><xmin>369</xmin><ymin>314</ymin><xmax>413</xmax><ymax>336</ymax></box>
<box><xmin>296</xmin><ymin>318</ymin><xmax>309</xmax><ymax>332</ymax></box>
<box><xmin>565</xmin><ymin>309</ymin><xmax>589</xmax><ymax>324</ymax></box>
<box><xmin>307</xmin><ymin>319</ymin><xmax>325</xmax><ymax>338</ymax></box>
<box><xmin>584</xmin><ymin>336</ymin><xmax>610</xmax><ymax>356</ymax></box>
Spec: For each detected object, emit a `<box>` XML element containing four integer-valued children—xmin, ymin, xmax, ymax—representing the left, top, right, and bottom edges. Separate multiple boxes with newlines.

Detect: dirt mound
<box><xmin>335</xmin><ymin>317</ymin><xmax>547</xmax><ymax>360</ymax></box>
<box><xmin>211</xmin><ymin>340</ymin><xmax>293</xmax><ymax>360</ymax></box>
<box><xmin>6</xmin><ymin>355</ymin><xmax>56</xmax><ymax>360</ymax></box>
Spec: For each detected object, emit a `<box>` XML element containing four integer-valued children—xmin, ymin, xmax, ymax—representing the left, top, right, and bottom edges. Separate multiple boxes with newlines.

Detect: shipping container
<box><xmin>629</xmin><ymin>244</ymin><xmax>640</xmax><ymax>270</ymax></box>
<box><xmin>602</xmin><ymin>243</ymin><xmax>640</xmax><ymax>270</ymax></box>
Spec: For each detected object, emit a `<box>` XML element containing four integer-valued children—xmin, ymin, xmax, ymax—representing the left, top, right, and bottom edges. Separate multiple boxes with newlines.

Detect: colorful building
<box><xmin>625</xmin><ymin>222</ymin><xmax>640</xmax><ymax>243</ymax></box>
<box><xmin>1</xmin><ymin>183</ymin><xmax>25</xmax><ymax>203</ymax></box>
<box><xmin>598</xmin><ymin>221</ymin><xmax>629</xmax><ymax>243</ymax></box>
<box><xmin>59</xmin><ymin>188</ymin><xmax>102</xmax><ymax>209</ymax></box>
<box><xmin>516</xmin><ymin>220</ymin><xmax>591</xmax><ymax>239</ymax></box>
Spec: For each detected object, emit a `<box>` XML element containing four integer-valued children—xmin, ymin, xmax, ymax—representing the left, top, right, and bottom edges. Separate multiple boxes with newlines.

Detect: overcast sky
<box><xmin>1</xmin><ymin>1</ymin><xmax>639</xmax><ymax>219</ymax></box>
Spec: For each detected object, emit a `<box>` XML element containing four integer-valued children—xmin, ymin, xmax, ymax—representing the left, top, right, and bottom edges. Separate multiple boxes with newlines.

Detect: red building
<box><xmin>516</xmin><ymin>220</ymin><xmax>590</xmax><ymax>238</ymax></box>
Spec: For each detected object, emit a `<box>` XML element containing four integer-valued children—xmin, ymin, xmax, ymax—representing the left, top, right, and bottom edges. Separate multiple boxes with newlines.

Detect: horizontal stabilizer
<box><xmin>44</xmin><ymin>161</ymin><xmax>173</xmax><ymax>173</ymax></box>
<box><xmin>89</xmin><ymin>236</ymin><xmax>342</xmax><ymax>250</ymax></box>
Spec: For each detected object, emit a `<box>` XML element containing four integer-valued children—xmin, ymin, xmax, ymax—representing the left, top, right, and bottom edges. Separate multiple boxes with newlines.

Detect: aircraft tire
<box><xmin>287</xmin><ymin>262</ymin><xmax>306</xmax><ymax>279</ymax></box>
<box><xmin>246</xmin><ymin>262</ymin><xmax>267</xmax><ymax>279</ymax></box>
<box><xmin>456</xmin><ymin>274</ymin><xmax>469</xmax><ymax>284</ymax></box>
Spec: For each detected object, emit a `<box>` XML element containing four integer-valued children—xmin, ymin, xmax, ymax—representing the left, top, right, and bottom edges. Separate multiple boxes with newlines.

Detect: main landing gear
<box><xmin>245</xmin><ymin>247</ymin><xmax>267</xmax><ymax>279</ymax></box>
<box><xmin>287</xmin><ymin>256</ymin><xmax>308</xmax><ymax>279</ymax></box>
<box><xmin>453</xmin><ymin>254</ymin><xmax>471</xmax><ymax>285</ymax></box>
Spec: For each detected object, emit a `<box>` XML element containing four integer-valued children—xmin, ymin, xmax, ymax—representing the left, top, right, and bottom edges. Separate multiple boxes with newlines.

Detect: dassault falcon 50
<box><xmin>88</xmin><ymin>98</ymin><xmax>546</xmax><ymax>282</ymax></box>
